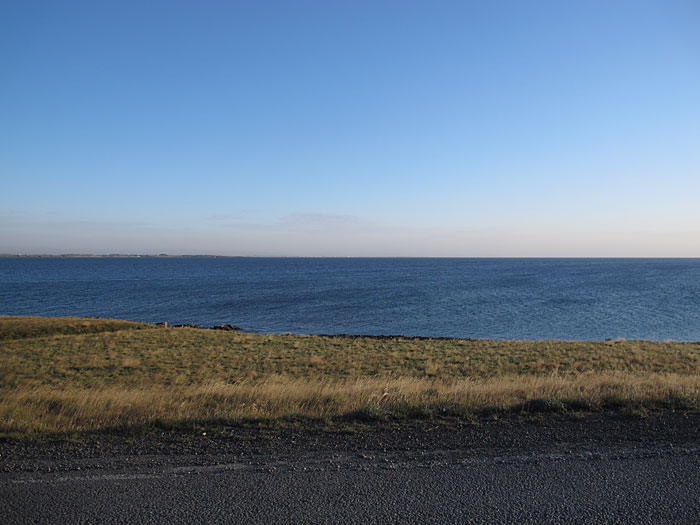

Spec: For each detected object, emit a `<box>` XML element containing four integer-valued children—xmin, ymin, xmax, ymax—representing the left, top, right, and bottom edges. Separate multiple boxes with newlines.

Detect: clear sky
<box><xmin>2</xmin><ymin>1</ymin><xmax>699</xmax><ymax>256</ymax></box>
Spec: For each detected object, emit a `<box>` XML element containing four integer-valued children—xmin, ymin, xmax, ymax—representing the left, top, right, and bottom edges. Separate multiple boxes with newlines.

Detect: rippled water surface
<box><xmin>1</xmin><ymin>258</ymin><xmax>699</xmax><ymax>340</ymax></box>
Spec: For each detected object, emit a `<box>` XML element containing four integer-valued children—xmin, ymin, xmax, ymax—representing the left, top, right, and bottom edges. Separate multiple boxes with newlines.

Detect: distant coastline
<box><xmin>2</xmin><ymin>254</ymin><xmax>699</xmax><ymax>259</ymax></box>
<box><xmin>0</xmin><ymin>254</ymin><xmax>240</xmax><ymax>258</ymax></box>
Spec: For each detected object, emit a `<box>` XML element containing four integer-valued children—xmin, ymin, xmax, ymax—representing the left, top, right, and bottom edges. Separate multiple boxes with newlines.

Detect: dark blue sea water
<box><xmin>1</xmin><ymin>257</ymin><xmax>699</xmax><ymax>341</ymax></box>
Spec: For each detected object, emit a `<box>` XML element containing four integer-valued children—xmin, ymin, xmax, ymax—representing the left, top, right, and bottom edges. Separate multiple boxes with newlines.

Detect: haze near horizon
<box><xmin>2</xmin><ymin>1</ymin><xmax>699</xmax><ymax>257</ymax></box>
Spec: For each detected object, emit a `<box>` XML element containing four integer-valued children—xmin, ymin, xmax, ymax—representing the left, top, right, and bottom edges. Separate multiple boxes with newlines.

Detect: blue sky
<box><xmin>2</xmin><ymin>1</ymin><xmax>699</xmax><ymax>256</ymax></box>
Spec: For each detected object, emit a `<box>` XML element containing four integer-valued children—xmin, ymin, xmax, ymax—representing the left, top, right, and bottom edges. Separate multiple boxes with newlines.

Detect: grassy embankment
<box><xmin>2</xmin><ymin>316</ymin><xmax>700</xmax><ymax>436</ymax></box>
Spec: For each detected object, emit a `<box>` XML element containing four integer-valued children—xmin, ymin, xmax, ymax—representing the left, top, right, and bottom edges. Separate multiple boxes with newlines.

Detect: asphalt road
<box><xmin>3</xmin><ymin>415</ymin><xmax>700</xmax><ymax>523</ymax></box>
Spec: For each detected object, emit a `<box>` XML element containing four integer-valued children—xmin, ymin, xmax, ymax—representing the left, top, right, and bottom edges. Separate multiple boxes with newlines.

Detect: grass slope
<box><xmin>1</xmin><ymin>316</ymin><xmax>700</xmax><ymax>435</ymax></box>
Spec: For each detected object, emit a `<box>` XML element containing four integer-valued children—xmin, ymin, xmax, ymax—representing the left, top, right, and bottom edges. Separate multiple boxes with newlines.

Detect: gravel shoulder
<box><xmin>3</xmin><ymin>413</ymin><xmax>700</xmax><ymax>476</ymax></box>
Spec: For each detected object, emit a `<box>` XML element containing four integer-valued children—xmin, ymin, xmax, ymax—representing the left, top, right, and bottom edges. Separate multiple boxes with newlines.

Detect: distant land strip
<box><xmin>0</xmin><ymin>253</ymin><xmax>240</xmax><ymax>258</ymax></box>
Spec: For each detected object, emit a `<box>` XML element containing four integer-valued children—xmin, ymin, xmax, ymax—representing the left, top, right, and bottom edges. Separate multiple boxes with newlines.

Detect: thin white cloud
<box><xmin>2</xmin><ymin>212</ymin><xmax>700</xmax><ymax>257</ymax></box>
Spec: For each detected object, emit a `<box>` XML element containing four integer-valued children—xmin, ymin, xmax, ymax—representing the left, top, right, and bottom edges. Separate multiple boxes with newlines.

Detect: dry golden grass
<box><xmin>2</xmin><ymin>316</ymin><xmax>700</xmax><ymax>435</ymax></box>
<box><xmin>3</xmin><ymin>374</ymin><xmax>700</xmax><ymax>435</ymax></box>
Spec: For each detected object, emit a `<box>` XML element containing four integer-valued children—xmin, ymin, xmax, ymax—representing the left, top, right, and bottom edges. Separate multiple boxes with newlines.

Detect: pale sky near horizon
<box><xmin>2</xmin><ymin>1</ymin><xmax>699</xmax><ymax>256</ymax></box>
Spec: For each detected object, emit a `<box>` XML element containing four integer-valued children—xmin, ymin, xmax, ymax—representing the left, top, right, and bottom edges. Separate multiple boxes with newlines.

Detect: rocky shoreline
<box><xmin>154</xmin><ymin>322</ymin><xmax>241</xmax><ymax>331</ymax></box>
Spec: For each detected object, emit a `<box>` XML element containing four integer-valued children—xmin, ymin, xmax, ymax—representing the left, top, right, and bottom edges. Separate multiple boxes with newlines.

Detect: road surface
<box><xmin>3</xmin><ymin>415</ymin><xmax>700</xmax><ymax>523</ymax></box>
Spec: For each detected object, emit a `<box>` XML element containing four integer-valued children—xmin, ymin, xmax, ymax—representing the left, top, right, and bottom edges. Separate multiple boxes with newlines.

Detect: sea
<box><xmin>1</xmin><ymin>257</ymin><xmax>699</xmax><ymax>341</ymax></box>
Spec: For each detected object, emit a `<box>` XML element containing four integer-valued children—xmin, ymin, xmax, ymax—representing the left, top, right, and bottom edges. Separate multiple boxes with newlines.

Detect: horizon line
<box><xmin>2</xmin><ymin>254</ymin><xmax>700</xmax><ymax>260</ymax></box>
